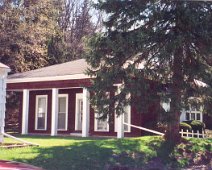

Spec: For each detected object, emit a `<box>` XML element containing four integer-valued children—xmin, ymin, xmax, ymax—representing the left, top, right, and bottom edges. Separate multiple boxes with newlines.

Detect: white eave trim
<box><xmin>6</xmin><ymin>73</ymin><xmax>91</xmax><ymax>83</ymax></box>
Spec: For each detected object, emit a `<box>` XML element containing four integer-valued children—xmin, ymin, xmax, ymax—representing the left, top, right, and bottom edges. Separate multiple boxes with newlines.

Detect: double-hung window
<box><xmin>35</xmin><ymin>95</ymin><xmax>48</xmax><ymax>130</ymax></box>
<box><xmin>94</xmin><ymin>92</ymin><xmax>109</xmax><ymax>132</ymax></box>
<box><xmin>95</xmin><ymin>113</ymin><xmax>109</xmax><ymax>132</ymax></box>
<box><xmin>75</xmin><ymin>93</ymin><xmax>83</xmax><ymax>131</ymax></box>
<box><xmin>114</xmin><ymin>105</ymin><xmax>131</xmax><ymax>132</ymax></box>
<box><xmin>185</xmin><ymin>105</ymin><xmax>202</xmax><ymax>122</ymax></box>
<box><xmin>58</xmin><ymin>94</ymin><xmax>68</xmax><ymax>130</ymax></box>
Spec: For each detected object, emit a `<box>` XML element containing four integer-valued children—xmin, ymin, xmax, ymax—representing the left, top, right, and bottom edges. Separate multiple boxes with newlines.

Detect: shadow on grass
<box><xmin>12</xmin><ymin>138</ymin><xmax>146</xmax><ymax>170</ymax></box>
<box><xmin>10</xmin><ymin>136</ymin><xmax>209</xmax><ymax>170</ymax></box>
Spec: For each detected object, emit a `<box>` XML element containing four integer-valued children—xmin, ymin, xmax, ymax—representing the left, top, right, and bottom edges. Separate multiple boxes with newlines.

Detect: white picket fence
<box><xmin>179</xmin><ymin>129</ymin><xmax>206</xmax><ymax>138</ymax></box>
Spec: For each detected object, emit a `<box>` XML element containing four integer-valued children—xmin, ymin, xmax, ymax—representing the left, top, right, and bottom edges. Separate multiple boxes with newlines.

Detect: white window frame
<box><xmin>114</xmin><ymin>105</ymin><xmax>131</xmax><ymax>133</ymax></box>
<box><xmin>35</xmin><ymin>95</ymin><xmax>48</xmax><ymax>131</ymax></box>
<box><xmin>75</xmin><ymin>93</ymin><xmax>83</xmax><ymax>131</ymax></box>
<box><xmin>185</xmin><ymin>105</ymin><xmax>203</xmax><ymax>122</ymax></box>
<box><xmin>94</xmin><ymin>113</ymin><xmax>109</xmax><ymax>132</ymax></box>
<box><xmin>57</xmin><ymin>94</ymin><xmax>68</xmax><ymax>131</ymax></box>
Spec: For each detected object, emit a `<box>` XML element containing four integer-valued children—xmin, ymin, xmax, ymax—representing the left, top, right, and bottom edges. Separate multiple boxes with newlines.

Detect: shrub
<box><xmin>180</xmin><ymin>122</ymin><xmax>192</xmax><ymax>131</ymax></box>
<box><xmin>182</xmin><ymin>120</ymin><xmax>205</xmax><ymax>133</ymax></box>
<box><xmin>190</xmin><ymin>120</ymin><xmax>205</xmax><ymax>133</ymax></box>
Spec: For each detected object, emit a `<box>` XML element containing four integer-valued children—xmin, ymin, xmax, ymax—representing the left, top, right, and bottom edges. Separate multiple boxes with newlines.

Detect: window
<box><xmin>186</xmin><ymin>112</ymin><xmax>190</xmax><ymax>120</ymax></box>
<box><xmin>196</xmin><ymin>113</ymin><xmax>201</xmax><ymax>121</ymax></box>
<box><xmin>191</xmin><ymin>113</ymin><xmax>195</xmax><ymax>120</ymax></box>
<box><xmin>35</xmin><ymin>95</ymin><xmax>48</xmax><ymax>130</ymax></box>
<box><xmin>114</xmin><ymin>105</ymin><xmax>131</xmax><ymax>132</ymax></box>
<box><xmin>58</xmin><ymin>94</ymin><xmax>68</xmax><ymax>130</ymax></box>
<box><xmin>95</xmin><ymin>113</ymin><xmax>109</xmax><ymax>132</ymax></box>
<box><xmin>94</xmin><ymin>92</ymin><xmax>110</xmax><ymax>132</ymax></box>
<box><xmin>185</xmin><ymin>105</ymin><xmax>203</xmax><ymax>122</ymax></box>
<box><xmin>75</xmin><ymin>93</ymin><xmax>83</xmax><ymax>131</ymax></box>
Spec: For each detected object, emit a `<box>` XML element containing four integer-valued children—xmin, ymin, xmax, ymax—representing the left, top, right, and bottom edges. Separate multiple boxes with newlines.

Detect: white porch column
<box><xmin>51</xmin><ymin>88</ymin><xmax>58</xmax><ymax>136</ymax></box>
<box><xmin>82</xmin><ymin>88</ymin><xmax>90</xmax><ymax>137</ymax></box>
<box><xmin>117</xmin><ymin>113</ymin><xmax>124</xmax><ymax>138</ymax></box>
<box><xmin>117</xmin><ymin>84</ymin><xmax>124</xmax><ymax>138</ymax></box>
<box><xmin>22</xmin><ymin>89</ymin><xmax>29</xmax><ymax>135</ymax></box>
<box><xmin>0</xmin><ymin>64</ymin><xmax>10</xmax><ymax>143</ymax></box>
<box><xmin>0</xmin><ymin>78</ymin><xmax>6</xmax><ymax>142</ymax></box>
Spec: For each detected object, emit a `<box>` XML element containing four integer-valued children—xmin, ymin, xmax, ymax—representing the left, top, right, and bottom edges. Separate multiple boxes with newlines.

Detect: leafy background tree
<box><xmin>0</xmin><ymin>0</ymin><xmax>102</xmax><ymax>132</ymax></box>
<box><xmin>86</xmin><ymin>0</ymin><xmax>212</xmax><ymax>142</ymax></box>
<box><xmin>48</xmin><ymin>0</ymin><xmax>103</xmax><ymax>64</ymax></box>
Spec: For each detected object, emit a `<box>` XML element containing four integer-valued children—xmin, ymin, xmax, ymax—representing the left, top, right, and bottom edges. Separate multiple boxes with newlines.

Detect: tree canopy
<box><xmin>0</xmin><ymin>0</ymin><xmax>102</xmax><ymax>72</ymax></box>
<box><xmin>86</xmin><ymin>0</ymin><xmax>212</xmax><ymax>142</ymax></box>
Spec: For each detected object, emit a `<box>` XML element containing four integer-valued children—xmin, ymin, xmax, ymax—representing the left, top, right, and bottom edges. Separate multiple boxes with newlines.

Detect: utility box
<box><xmin>0</xmin><ymin>63</ymin><xmax>10</xmax><ymax>143</ymax></box>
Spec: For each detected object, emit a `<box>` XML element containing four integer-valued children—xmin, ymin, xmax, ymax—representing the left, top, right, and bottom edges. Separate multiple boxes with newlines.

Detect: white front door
<box><xmin>75</xmin><ymin>94</ymin><xmax>83</xmax><ymax>131</ymax></box>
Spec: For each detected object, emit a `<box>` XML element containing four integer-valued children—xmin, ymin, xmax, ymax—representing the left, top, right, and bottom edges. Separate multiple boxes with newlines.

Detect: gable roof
<box><xmin>7</xmin><ymin>59</ymin><xmax>90</xmax><ymax>83</ymax></box>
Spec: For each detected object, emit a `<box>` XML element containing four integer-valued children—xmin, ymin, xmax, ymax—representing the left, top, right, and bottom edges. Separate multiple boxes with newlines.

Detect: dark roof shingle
<box><xmin>8</xmin><ymin>59</ymin><xmax>88</xmax><ymax>79</ymax></box>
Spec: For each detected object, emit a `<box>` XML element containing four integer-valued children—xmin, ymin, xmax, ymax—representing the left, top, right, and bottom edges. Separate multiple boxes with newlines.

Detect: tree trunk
<box><xmin>165</xmin><ymin>47</ymin><xmax>183</xmax><ymax>143</ymax></box>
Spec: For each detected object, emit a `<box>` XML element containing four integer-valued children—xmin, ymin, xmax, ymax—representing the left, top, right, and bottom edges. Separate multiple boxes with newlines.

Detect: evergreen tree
<box><xmin>86</xmin><ymin>0</ymin><xmax>212</xmax><ymax>142</ymax></box>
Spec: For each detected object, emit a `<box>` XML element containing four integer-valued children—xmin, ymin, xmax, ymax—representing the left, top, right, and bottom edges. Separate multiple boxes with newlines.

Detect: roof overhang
<box><xmin>7</xmin><ymin>73</ymin><xmax>90</xmax><ymax>84</ymax></box>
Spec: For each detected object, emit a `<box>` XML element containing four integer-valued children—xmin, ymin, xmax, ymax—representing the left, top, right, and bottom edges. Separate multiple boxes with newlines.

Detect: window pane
<box><xmin>58</xmin><ymin>96</ymin><xmax>67</xmax><ymax>130</ymax></box>
<box><xmin>58</xmin><ymin>113</ymin><xmax>66</xmax><ymax>129</ymax></box>
<box><xmin>76</xmin><ymin>99</ymin><xmax>83</xmax><ymax>130</ymax></box>
<box><xmin>196</xmin><ymin>113</ymin><xmax>201</xmax><ymax>120</ymax></box>
<box><xmin>96</xmin><ymin>114</ymin><xmax>108</xmax><ymax>131</ymax></box>
<box><xmin>59</xmin><ymin>97</ymin><xmax>66</xmax><ymax>113</ymax></box>
<box><xmin>186</xmin><ymin>112</ymin><xmax>190</xmax><ymax>120</ymax></box>
<box><xmin>37</xmin><ymin>97</ymin><xmax>47</xmax><ymax>130</ymax></box>
<box><xmin>37</xmin><ymin>115</ymin><xmax>45</xmax><ymax>129</ymax></box>
<box><xmin>191</xmin><ymin>113</ymin><xmax>195</xmax><ymax>120</ymax></box>
<box><xmin>97</xmin><ymin>119</ymin><xmax>108</xmax><ymax>131</ymax></box>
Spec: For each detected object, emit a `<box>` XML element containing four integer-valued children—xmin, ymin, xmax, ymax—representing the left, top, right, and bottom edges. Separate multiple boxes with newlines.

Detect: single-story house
<box><xmin>6</xmin><ymin>59</ymin><xmax>206</xmax><ymax>138</ymax></box>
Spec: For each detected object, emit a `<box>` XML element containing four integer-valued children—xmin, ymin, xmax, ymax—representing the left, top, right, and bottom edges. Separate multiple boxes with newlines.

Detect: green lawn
<box><xmin>0</xmin><ymin>136</ymin><xmax>211</xmax><ymax>170</ymax></box>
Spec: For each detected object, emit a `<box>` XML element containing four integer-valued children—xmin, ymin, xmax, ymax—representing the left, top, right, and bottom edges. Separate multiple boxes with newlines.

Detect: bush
<box><xmin>190</xmin><ymin>120</ymin><xmax>205</xmax><ymax>133</ymax></box>
<box><xmin>180</xmin><ymin>122</ymin><xmax>192</xmax><ymax>131</ymax></box>
<box><xmin>182</xmin><ymin>120</ymin><xmax>205</xmax><ymax>133</ymax></box>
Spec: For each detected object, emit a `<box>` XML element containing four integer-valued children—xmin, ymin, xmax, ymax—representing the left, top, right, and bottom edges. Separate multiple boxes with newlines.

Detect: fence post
<box><xmin>181</xmin><ymin>129</ymin><xmax>183</xmax><ymax>137</ymax></box>
<box><xmin>202</xmin><ymin>129</ymin><xmax>205</xmax><ymax>138</ymax></box>
<box><xmin>192</xmin><ymin>130</ymin><xmax>194</xmax><ymax>138</ymax></box>
<box><xmin>197</xmin><ymin>130</ymin><xmax>199</xmax><ymax>138</ymax></box>
<box><xmin>186</xmin><ymin>129</ymin><xmax>189</xmax><ymax>137</ymax></box>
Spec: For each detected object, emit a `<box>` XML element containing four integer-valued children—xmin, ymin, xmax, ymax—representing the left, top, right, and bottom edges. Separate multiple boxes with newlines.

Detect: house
<box><xmin>6</xmin><ymin>59</ymin><xmax>207</xmax><ymax>138</ymax></box>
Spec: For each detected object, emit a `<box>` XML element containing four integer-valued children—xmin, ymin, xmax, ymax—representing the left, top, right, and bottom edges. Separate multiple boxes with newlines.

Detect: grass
<box><xmin>0</xmin><ymin>135</ymin><xmax>211</xmax><ymax>170</ymax></box>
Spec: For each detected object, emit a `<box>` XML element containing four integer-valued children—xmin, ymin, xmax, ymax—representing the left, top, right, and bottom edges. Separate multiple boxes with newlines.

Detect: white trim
<box><xmin>94</xmin><ymin>113</ymin><xmax>109</xmax><ymax>132</ymax></box>
<box><xmin>82</xmin><ymin>88</ymin><xmax>90</xmax><ymax>137</ymax></box>
<box><xmin>57</xmin><ymin>94</ymin><xmax>68</xmax><ymax>131</ymax></box>
<box><xmin>114</xmin><ymin>105</ymin><xmax>131</xmax><ymax>133</ymax></box>
<box><xmin>22</xmin><ymin>89</ymin><xmax>29</xmax><ymax>134</ymax></box>
<box><xmin>7</xmin><ymin>74</ymin><xmax>90</xmax><ymax>83</ymax></box>
<box><xmin>114</xmin><ymin>92</ymin><xmax>131</xmax><ymax>133</ymax></box>
<box><xmin>75</xmin><ymin>93</ymin><xmax>83</xmax><ymax>131</ymax></box>
<box><xmin>51</xmin><ymin>88</ymin><xmax>58</xmax><ymax>136</ymax></box>
<box><xmin>124</xmin><ymin>104</ymin><xmax>131</xmax><ymax>132</ymax></box>
<box><xmin>182</xmin><ymin>105</ymin><xmax>203</xmax><ymax>122</ymax></box>
<box><xmin>7</xmin><ymin>87</ymin><xmax>85</xmax><ymax>92</ymax></box>
<box><xmin>35</xmin><ymin>95</ymin><xmax>48</xmax><ymax>131</ymax></box>
<box><xmin>124</xmin><ymin>122</ymin><xmax>164</xmax><ymax>136</ymax></box>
